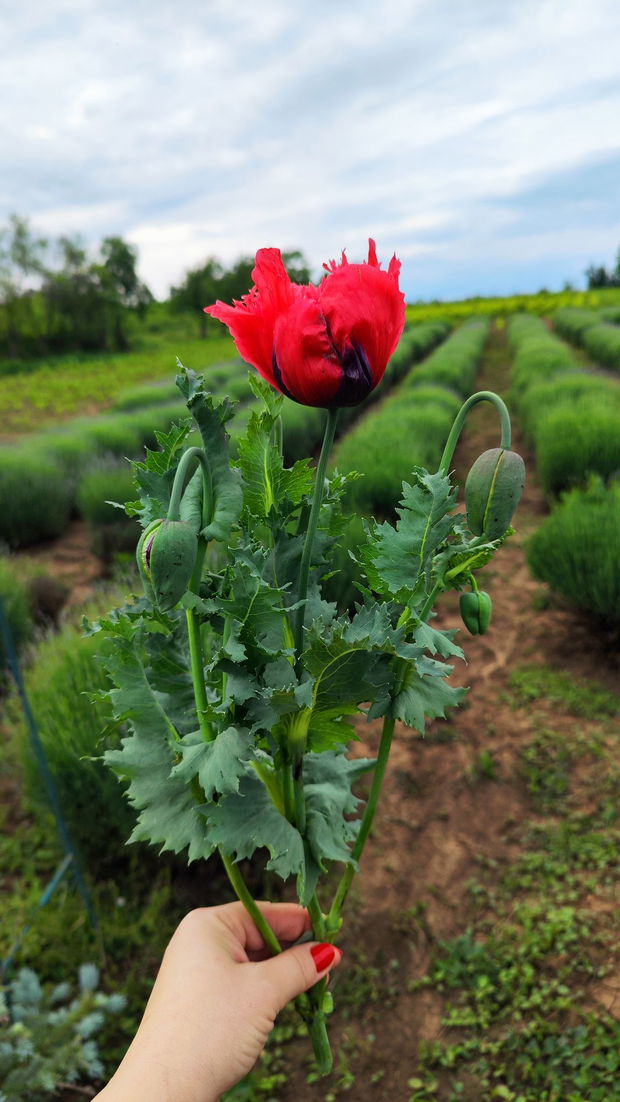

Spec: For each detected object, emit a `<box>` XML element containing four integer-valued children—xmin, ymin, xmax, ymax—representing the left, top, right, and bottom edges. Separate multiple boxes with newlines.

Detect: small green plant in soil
<box><xmin>0</xmin><ymin>963</ymin><xmax>125</xmax><ymax>1100</ymax></box>
<box><xmin>518</xmin><ymin>729</ymin><xmax>574</xmax><ymax>812</ymax></box>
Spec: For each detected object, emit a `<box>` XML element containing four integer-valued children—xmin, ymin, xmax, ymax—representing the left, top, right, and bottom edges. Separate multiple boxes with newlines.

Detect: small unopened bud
<box><xmin>459</xmin><ymin>590</ymin><xmax>493</xmax><ymax>635</ymax></box>
<box><xmin>465</xmin><ymin>448</ymin><xmax>525</xmax><ymax>540</ymax></box>
<box><xmin>136</xmin><ymin>519</ymin><xmax>198</xmax><ymax>611</ymax></box>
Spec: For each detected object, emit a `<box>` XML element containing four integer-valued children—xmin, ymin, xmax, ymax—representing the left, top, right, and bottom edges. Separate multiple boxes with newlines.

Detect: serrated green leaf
<box><xmin>307</xmin><ymin>707</ymin><xmax>360</xmax><ymax>753</ymax></box>
<box><xmin>236</xmin><ymin>406</ymin><xmax>315</xmax><ymax>517</ymax></box>
<box><xmin>171</xmin><ymin>727</ymin><xmax>255</xmax><ymax>799</ymax></box>
<box><xmin>414</xmin><ymin>620</ymin><xmax>464</xmax><ymax>660</ymax></box>
<box><xmin>176</xmin><ymin>369</ymin><xmax>243</xmax><ymax>543</ymax></box>
<box><xmin>303</xmin><ymin>752</ymin><xmax>375</xmax><ymax>868</ymax></box>
<box><xmin>102</xmin><ymin>637</ymin><xmax>213</xmax><ymax>861</ymax></box>
<box><xmin>363</xmin><ymin>468</ymin><xmax>457</xmax><ymax>601</ymax></box>
<box><xmin>388</xmin><ymin>655</ymin><xmax>466</xmax><ymax>733</ymax></box>
<box><xmin>206</xmin><ymin>773</ymin><xmax>305</xmax><ymax>883</ymax></box>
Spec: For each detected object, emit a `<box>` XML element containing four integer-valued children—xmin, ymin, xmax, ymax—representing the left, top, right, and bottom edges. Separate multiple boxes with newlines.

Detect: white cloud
<box><xmin>0</xmin><ymin>0</ymin><xmax>618</xmax><ymax>298</ymax></box>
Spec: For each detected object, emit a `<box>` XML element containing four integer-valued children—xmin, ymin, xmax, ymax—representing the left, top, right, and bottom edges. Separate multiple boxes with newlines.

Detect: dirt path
<box><xmin>16</xmin><ymin>520</ymin><xmax>106</xmax><ymax>613</ymax></box>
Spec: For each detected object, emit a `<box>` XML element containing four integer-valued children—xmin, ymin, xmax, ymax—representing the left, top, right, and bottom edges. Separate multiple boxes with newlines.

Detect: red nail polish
<box><xmin>311</xmin><ymin>943</ymin><xmax>337</xmax><ymax>973</ymax></box>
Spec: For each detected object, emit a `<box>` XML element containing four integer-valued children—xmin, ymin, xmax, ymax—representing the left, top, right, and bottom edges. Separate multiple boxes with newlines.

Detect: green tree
<box><xmin>0</xmin><ymin>214</ymin><xmax>48</xmax><ymax>357</ymax></box>
<box><xmin>170</xmin><ymin>249</ymin><xmax>311</xmax><ymax>336</ymax></box>
<box><xmin>170</xmin><ymin>257</ymin><xmax>224</xmax><ymax>337</ymax></box>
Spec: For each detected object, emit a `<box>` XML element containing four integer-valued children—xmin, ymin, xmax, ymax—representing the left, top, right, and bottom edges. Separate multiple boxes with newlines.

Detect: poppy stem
<box><xmin>293</xmin><ymin>408</ymin><xmax>339</xmax><ymax>668</ymax></box>
<box><xmin>438</xmin><ymin>390</ymin><xmax>511</xmax><ymax>477</ymax></box>
<box><xmin>326</xmin><ymin>713</ymin><xmax>397</xmax><ymax>928</ymax></box>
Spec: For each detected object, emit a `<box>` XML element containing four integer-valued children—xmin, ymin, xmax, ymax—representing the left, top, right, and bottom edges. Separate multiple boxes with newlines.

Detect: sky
<box><xmin>2</xmin><ymin>0</ymin><xmax>620</xmax><ymax>302</ymax></box>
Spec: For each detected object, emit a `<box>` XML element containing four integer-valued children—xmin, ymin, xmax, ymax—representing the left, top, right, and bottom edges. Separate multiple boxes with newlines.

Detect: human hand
<box><xmin>95</xmin><ymin>902</ymin><xmax>342</xmax><ymax>1102</ymax></box>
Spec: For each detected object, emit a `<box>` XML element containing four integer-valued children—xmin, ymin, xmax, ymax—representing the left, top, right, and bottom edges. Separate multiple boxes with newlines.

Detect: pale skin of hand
<box><xmin>94</xmin><ymin>902</ymin><xmax>342</xmax><ymax>1102</ymax></box>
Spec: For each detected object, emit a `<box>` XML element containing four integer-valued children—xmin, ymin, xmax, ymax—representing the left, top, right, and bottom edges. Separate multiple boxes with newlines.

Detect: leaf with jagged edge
<box><xmin>371</xmin><ymin>653</ymin><xmax>466</xmax><ymax>733</ymax></box>
<box><xmin>129</xmin><ymin>420</ymin><xmax>193</xmax><ymax>524</ymax></box>
<box><xmin>176</xmin><ymin>366</ymin><xmax>243</xmax><ymax>543</ymax></box>
<box><xmin>217</xmin><ymin>546</ymin><xmax>295</xmax><ymax>659</ymax></box>
<box><xmin>171</xmin><ymin>727</ymin><xmax>255</xmax><ymax>800</ymax></box>
<box><xmin>205</xmin><ymin>773</ymin><xmax>307</xmax><ymax>890</ymax></box>
<box><xmin>303</xmin><ymin>752</ymin><xmax>376</xmax><ymax>870</ymax></box>
<box><xmin>102</xmin><ymin>632</ymin><xmax>214</xmax><ymax>862</ymax></box>
<box><xmin>414</xmin><ymin>619</ymin><xmax>465</xmax><ymax>660</ymax></box>
<box><xmin>362</xmin><ymin>468</ymin><xmax>457</xmax><ymax>603</ymax></box>
<box><xmin>236</xmin><ymin>401</ymin><xmax>314</xmax><ymax>518</ymax></box>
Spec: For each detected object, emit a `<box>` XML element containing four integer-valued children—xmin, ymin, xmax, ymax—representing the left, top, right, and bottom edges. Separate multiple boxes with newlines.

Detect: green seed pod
<box><xmin>459</xmin><ymin>590</ymin><xmax>493</xmax><ymax>635</ymax></box>
<box><xmin>137</xmin><ymin>519</ymin><xmax>198</xmax><ymax>611</ymax></box>
<box><xmin>465</xmin><ymin>448</ymin><xmax>525</xmax><ymax>540</ymax></box>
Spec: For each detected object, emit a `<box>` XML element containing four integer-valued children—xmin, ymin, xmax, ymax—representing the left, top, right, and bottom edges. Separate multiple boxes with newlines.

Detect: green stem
<box><xmin>293</xmin><ymin>408</ymin><xmax>339</xmax><ymax>666</ymax></box>
<box><xmin>185</xmin><ymin>530</ymin><xmax>214</xmax><ymax>742</ymax></box>
<box><xmin>327</xmin><ymin>714</ymin><xmax>396</xmax><ymax>927</ymax></box>
<box><xmin>167</xmin><ymin>446</ymin><xmax>212</xmax><ymax>522</ymax></box>
<box><xmin>308</xmin><ymin>1009</ymin><xmax>333</xmax><ymax>1075</ymax></box>
<box><xmin>220</xmin><ymin>851</ymin><xmax>283</xmax><ymax>956</ymax></box>
<box><xmin>307</xmin><ymin>891</ymin><xmax>327</xmax><ymax>942</ymax></box>
<box><xmin>438</xmin><ymin>391</ymin><xmax>512</xmax><ymax>477</ymax></box>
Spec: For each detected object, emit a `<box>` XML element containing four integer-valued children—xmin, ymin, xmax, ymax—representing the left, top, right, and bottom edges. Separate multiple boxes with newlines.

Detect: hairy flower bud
<box><xmin>465</xmin><ymin>448</ymin><xmax>525</xmax><ymax>539</ymax></box>
<box><xmin>136</xmin><ymin>519</ymin><xmax>198</xmax><ymax>611</ymax></box>
<box><xmin>459</xmin><ymin>590</ymin><xmax>493</xmax><ymax>635</ymax></box>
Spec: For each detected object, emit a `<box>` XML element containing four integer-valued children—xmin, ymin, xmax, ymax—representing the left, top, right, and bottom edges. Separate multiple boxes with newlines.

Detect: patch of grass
<box><xmin>518</xmin><ymin>729</ymin><xmax>573</xmax><ymax>811</ymax></box>
<box><xmin>469</xmin><ymin>749</ymin><xmax>499</xmax><ymax>783</ymax></box>
<box><xmin>509</xmin><ymin>664</ymin><xmax>620</xmax><ymax>719</ymax></box>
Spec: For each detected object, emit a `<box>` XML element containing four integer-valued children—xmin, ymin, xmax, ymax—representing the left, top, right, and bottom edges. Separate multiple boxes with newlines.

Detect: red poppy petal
<box><xmin>205</xmin><ymin>299</ymin><xmax>277</xmax><ymax>385</ymax></box>
<box><xmin>319</xmin><ymin>260</ymin><xmax>405</xmax><ymax>385</ymax></box>
<box><xmin>205</xmin><ymin>248</ymin><xmax>298</xmax><ymax>383</ymax></box>
<box><xmin>273</xmin><ymin>297</ymin><xmax>342</xmax><ymax>407</ymax></box>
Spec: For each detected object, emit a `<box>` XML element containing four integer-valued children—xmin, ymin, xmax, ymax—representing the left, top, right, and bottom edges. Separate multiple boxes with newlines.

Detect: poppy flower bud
<box><xmin>459</xmin><ymin>590</ymin><xmax>493</xmax><ymax>635</ymax></box>
<box><xmin>136</xmin><ymin>519</ymin><xmax>198</xmax><ymax>611</ymax></box>
<box><xmin>205</xmin><ymin>240</ymin><xmax>405</xmax><ymax>409</ymax></box>
<box><xmin>465</xmin><ymin>448</ymin><xmax>525</xmax><ymax>540</ymax></box>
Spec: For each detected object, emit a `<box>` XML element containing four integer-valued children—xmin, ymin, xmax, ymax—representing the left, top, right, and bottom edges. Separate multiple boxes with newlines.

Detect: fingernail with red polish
<box><xmin>311</xmin><ymin>943</ymin><xmax>338</xmax><ymax>973</ymax></box>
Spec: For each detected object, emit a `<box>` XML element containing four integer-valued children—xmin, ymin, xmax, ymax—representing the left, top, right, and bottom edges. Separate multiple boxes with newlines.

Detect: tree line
<box><xmin>0</xmin><ymin>213</ymin><xmax>312</xmax><ymax>360</ymax></box>
<box><xmin>0</xmin><ymin>215</ymin><xmax>152</xmax><ymax>360</ymax></box>
<box><xmin>585</xmin><ymin>247</ymin><xmax>620</xmax><ymax>289</ymax></box>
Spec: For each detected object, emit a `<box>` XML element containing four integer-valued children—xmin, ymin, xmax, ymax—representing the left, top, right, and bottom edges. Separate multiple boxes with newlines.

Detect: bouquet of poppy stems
<box><xmin>91</xmin><ymin>242</ymin><xmax>524</xmax><ymax>1074</ymax></box>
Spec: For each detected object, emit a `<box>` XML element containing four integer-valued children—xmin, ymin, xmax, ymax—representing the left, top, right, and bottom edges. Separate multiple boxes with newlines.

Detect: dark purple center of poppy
<box><xmin>333</xmin><ymin>341</ymin><xmax>373</xmax><ymax>407</ymax></box>
<box><xmin>272</xmin><ymin>340</ymin><xmax>373</xmax><ymax>408</ymax></box>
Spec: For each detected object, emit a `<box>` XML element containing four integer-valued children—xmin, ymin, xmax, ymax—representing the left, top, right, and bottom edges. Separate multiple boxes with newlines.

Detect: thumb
<box><xmin>259</xmin><ymin>942</ymin><xmax>343</xmax><ymax>1013</ymax></box>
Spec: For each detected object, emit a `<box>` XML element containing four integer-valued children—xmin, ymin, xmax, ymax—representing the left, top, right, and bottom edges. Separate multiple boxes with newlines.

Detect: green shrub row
<box><xmin>552</xmin><ymin>307</ymin><xmax>601</xmax><ymax>344</ymax></box>
<box><xmin>0</xmin><ymin>401</ymin><xmax>186</xmax><ymax>549</ymax></box>
<box><xmin>554</xmin><ymin>308</ymin><xmax>620</xmax><ymax>371</ymax></box>
<box><xmin>600</xmin><ymin>305</ymin><xmax>620</xmax><ymax>325</ymax></box>
<box><xmin>10</xmin><ymin>624</ymin><xmax>136</xmax><ymax>869</ymax></box>
<box><xmin>507</xmin><ymin>315</ymin><xmax>620</xmax><ymax>496</ymax></box>
<box><xmin>508</xmin><ymin>316</ymin><xmax>620</xmax><ymax>628</ymax></box>
<box><xmin>0</xmin><ymin>557</ymin><xmax>33</xmax><ymax>668</ymax></box>
<box><xmin>332</xmin><ymin>320</ymin><xmax>489</xmax><ymax>517</ymax></box>
<box><xmin>527</xmin><ymin>480</ymin><xmax>620</xmax><ymax>628</ymax></box>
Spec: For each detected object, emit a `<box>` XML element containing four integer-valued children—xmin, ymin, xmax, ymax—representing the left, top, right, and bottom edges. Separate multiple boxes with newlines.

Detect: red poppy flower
<box><xmin>205</xmin><ymin>239</ymin><xmax>406</xmax><ymax>408</ymax></box>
